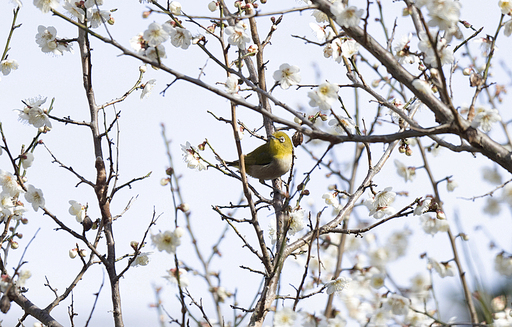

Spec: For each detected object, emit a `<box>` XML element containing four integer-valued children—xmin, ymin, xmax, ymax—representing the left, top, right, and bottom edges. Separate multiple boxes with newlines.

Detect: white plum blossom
<box><xmin>328</xmin><ymin>116</ymin><xmax>356</xmax><ymax>135</ymax></box>
<box><xmin>471</xmin><ymin>107</ymin><xmax>502</xmax><ymax>132</ymax></box>
<box><xmin>414</xmin><ymin>197</ymin><xmax>432</xmax><ymax>216</ymax></box>
<box><xmin>68</xmin><ymin>200</ymin><xmax>86</xmax><ymax>222</ymax></box>
<box><xmin>330</xmin><ymin>3</ymin><xmax>364</xmax><ymax>28</ymax></box>
<box><xmin>143</xmin><ymin>22</ymin><xmax>169</xmax><ymax>47</ymax></box>
<box><xmin>167</xmin><ymin>26</ymin><xmax>193</xmax><ymax>49</ymax></box>
<box><xmin>364</xmin><ymin>187</ymin><xmax>396</xmax><ymax>219</ymax></box>
<box><xmin>273</xmin><ymin>64</ymin><xmax>301</xmax><ymax>90</ymax></box>
<box><xmin>35</xmin><ymin>25</ymin><xmax>72</xmax><ymax>55</ymax></box>
<box><xmin>308</xmin><ymin>82</ymin><xmax>339</xmax><ymax>111</ymax></box>
<box><xmin>33</xmin><ymin>0</ymin><xmax>60</xmax><ymax>13</ymax></box>
<box><xmin>325</xmin><ymin>276</ymin><xmax>350</xmax><ymax>295</ymax></box>
<box><xmin>394</xmin><ymin>34</ymin><xmax>418</xmax><ymax>64</ymax></box>
<box><xmin>0</xmin><ymin>169</ymin><xmax>24</xmax><ymax>198</ymax></box>
<box><xmin>310</xmin><ymin>23</ymin><xmax>335</xmax><ymax>42</ymax></box>
<box><xmin>63</xmin><ymin>0</ymin><xmax>85</xmax><ymax>21</ymax></box>
<box><xmin>145</xmin><ymin>45</ymin><xmax>167</xmax><ymax>61</ymax></box>
<box><xmin>17</xmin><ymin>97</ymin><xmax>52</xmax><ymax>129</ymax></box>
<box><xmin>426</xmin><ymin>0</ymin><xmax>461</xmax><ymax>31</ymax></box>
<box><xmin>420</xmin><ymin>214</ymin><xmax>449</xmax><ymax>235</ymax></box>
<box><xmin>24</xmin><ymin>184</ymin><xmax>45</xmax><ymax>211</ymax></box>
<box><xmin>131</xmin><ymin>252</ymin><xmax>151</xmax><ymax>267</ymax></box>
<box><xmin>225</xmin><ymin>75</ymin><xmax>242</xmax><ymax>99</ymax></box>
<box><xmin>140</xmin><ymin>79</ymin><xmax>156</xmax><ymax>99</ymax></box>
<box><xmin>130</xmin><ymin>33</ymin><xmax>146</xmax><ymax>54</ymax></box>
<box><xmin>89</xmin><ymin>8</ymin><xmax>111</xmax><ymax>28</ymax></box>
<box><xmin>322</xmin><ymin>192</ymin><xmax>341</xmax><ymax>210</ymax></box>
<box><xmin>21</xmin><ymin>152</ymin><xmax>35</xmax><ymax>169</ymax></box>
<box><xmin>273</xmin><ymin>307</ymin><xmax>297</xmax><ymax>327</ymax></box>
<box><xmin>1</xmin><ymin>59</ymin><xmax>19</xmax><ymax>76</ymax></box>
<box><xmin>17</xmin><ymin>270</ymin><xmax>31</xmax><ymax>287</ymax></box>
<box><xmin>181</xmin><ymin>142</ymin><xmax>207</xmax><ymax>171</ymax></box>
<box><xmin>151</xmin><ymin>228</ymin><xmax>183</xmax><ymax>254</ymax></box>
<box><xmin>394</xmin><ymin>159</ymin><xmax>416</xmax><ymax>182</ymax></box>
<box><xmin>225</xmin><ymin>22</ymin><xmax>250</xmax><ymax>50</ymax></box>
<box><xmin>169</xmin><ymin>1</ymin><xmax>181</xmax><ymax>15</ymax></box>
<box><xmin>85</xmin><ymin>0</ymin><xmax>104</xmax><ymax>7</ymax></box>
<box><xmin>288</xmin><ymin>209</ymin><xmax>305</xmax><ymax>236</ymax></box>
<box><xmin>499</xmin><ymin>0</ymin><xmax>512</xmax><ymax>14</ymax></box>
<box><xmin>341</xmin><ymin>38</ymin><xmax>360</xmax><ymax>57</ymax></box>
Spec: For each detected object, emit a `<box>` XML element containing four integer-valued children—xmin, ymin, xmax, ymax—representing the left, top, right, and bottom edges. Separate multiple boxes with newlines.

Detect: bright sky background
<box><xmin>1</xmin><ymin>0</ymin><xmax>512</xmax><ymax>326</ymax></box>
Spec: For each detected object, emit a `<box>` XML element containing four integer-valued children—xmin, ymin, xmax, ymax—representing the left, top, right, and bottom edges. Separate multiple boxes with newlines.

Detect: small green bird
<box><xmin>226</xmin><ymin>131</ymin><xmax>293</xmax><ymax>181</ymax></box>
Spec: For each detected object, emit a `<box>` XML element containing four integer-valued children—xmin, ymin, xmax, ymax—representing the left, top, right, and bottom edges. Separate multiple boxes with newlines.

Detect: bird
<box><xmin>226</xmin><ymin>131</ymin><xmax>293</xmax><ymax>182</ymax></box>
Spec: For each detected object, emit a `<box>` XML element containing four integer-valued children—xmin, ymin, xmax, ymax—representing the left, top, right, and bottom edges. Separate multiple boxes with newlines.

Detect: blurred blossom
<box><xmin>164</xmin><ymin>268</ymin><xmax>189</xmax><ymax>287</ymax></box>
<box><xmin>495</xmin><ymin>252</ymin><xmax>512</xmax><ymax>276</ymax></box>
<box><xmin>328</xmin><ymin>116</ymin><xmax>355</xmax><ymax>135</ymax></box>
<box><xmin>383</xmin><ymin>293</ymin><xmax>410</xmax><ymax>315</ymax></box>
<box><xmin>419</xmin><ymin>214</ymin><xmax>449</xmax><ymax>235</ymax></box>
<box><xmin>482</xmin><ymin>166</ymin><xmax>502</xmax><ymax>184</ymax></box>
<box><xmin>483</xmin><ymin>197</ymin><xmax>501</xmax><ymax>216</ymax></box>
<box><xmin>446</xmin><ymin>178</ymin><xmax>458</xmax><ymax>192</ymax></box>
<box><xmin>325</xmin><ymin>276</ymin><xmax>350</xmax><ymax>295</ymax></box>
<box><xmin>273</xmin><ymin>307</ymin><xmax>297</xmax><ymax>327</ymax></box>
<box><xmin>131</xmin><ymin>252</ymin><xmax>151</xmax><ymax>267</ymax></box>
<box><xmin>394</xmin><ymin>159</ymin><xmax>416</xmax><ymax>182</ymax></box>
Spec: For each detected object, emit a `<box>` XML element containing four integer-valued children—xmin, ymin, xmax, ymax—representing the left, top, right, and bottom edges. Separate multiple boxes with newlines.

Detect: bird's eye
<box><xmin>279</xmin><ymin>137</ymin><xmax>285</xmax><ymax>143</ymax></box>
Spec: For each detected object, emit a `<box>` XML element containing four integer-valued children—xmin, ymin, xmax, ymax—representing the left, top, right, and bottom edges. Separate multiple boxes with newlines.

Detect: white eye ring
<box><xmin>279</xmin><ymin>137</ymin><xmax>285</xmax><ymax>143</ymax></box>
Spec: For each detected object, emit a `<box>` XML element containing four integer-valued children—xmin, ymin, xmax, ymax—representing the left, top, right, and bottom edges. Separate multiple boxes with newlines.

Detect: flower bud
<box><xmin>139</xmin><ymin>65</ymin><xmax>147</xmax><ymax>73</ymax></box>
<box><xmin>69</xmin><ymin>248</ymin><xmax>78</xmax><ymax>259</ymax></box>
<box><xmin>160</xmin><ymin>178</ymin><xmax>169</xmax><ymax>186</ymax></box>
<box><xmin>10</xmin><ymin>241</ymin><xmax>18</xmax><ymax>249</ymax></box>
<box><xmin>107</xmin><ymin>16</ymin><xmax>115</xmax><ymax>25</ymax></box>
<box><xmin>208</xmin><ymin>1</ymin><xmax>218</xmax><ymax>12</ymax></box>
<box><xmin>405</xmin><ymin>146</ymin><xmax>413</xmax><ymax>156</ymax></box>
<box><xmin>462</xmin><ymin>67</ymin><xmax>472</xmax><ymax>76</ymax></box>
<box><xmin>436</xmin><ymin>209</ymin><xmax>446</xmax><ymax>220</ymax></box>
<box><xmin>79</xmin><ymin>249</ymin><xmax>88</xmax><ymax>257</ymax></box>
<box><xmin>142</xmin><ymin>10</ymin><xmax>151</xmax><ymax>18</ymax></box>
<box><xmin>130</xmin><ymin>241</ymin><xmax>139</xmax><ymax>250</ymax></box>
<box><xmin>174</xmin><ymin>226</ymin><xmax>185</xmax><ymax>238</ymax></box>
<box><xmin>371</xmin><ymin>79</ymin><xmax>380</xmax><ymax>88</ymax></box>
<box><xmin>178</xmin><ymin>203</ymin><xmax>190</xmax><ymax>212</ymax></box>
